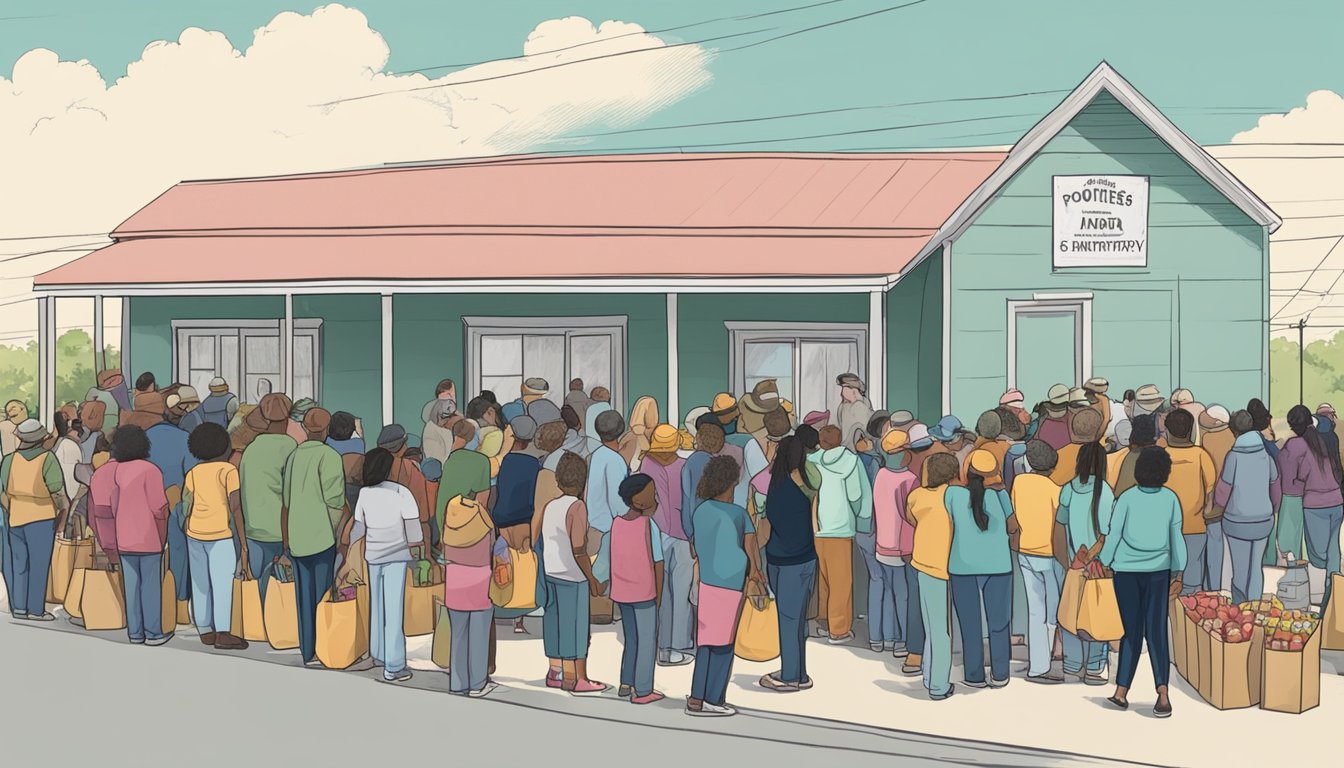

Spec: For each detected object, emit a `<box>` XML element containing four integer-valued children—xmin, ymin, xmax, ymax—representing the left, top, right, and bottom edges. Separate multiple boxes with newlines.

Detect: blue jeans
<box><xmin>369</xmin><ymin>561</ymin><xmax>409</xmax><ymax>674</ymax></box>
<box><xmin>949</xmin><ymin>573</ymin><xmax>1012</xmax><ymax>684</ymax></box>
<box><xmin>1061</xmin><ymin>630</ymin><xmax>1109</xmax><ymax>675</ymax></box>
<box><xmin>855</xmin><ymin>532</ymin><xmax>902</xmax><ymax>645</ymax></box>
<box><xmin>187</xmin><ymin>537</ymin><xmax>237</xmax><ymax>633</ymax></box>
<box><xmin>1304</xmin><ymin>505</ymin><xmax>1344</xmax><ymax>611</ymax></box>
<box><xmin>5</xmin><ymin>518</ymin><xmax>55</xmax><ymax>617</ymax></box>
<box><xmin>768</xmin><ymin>560</ymin><xmax>817</xmax><ymax>684</ymax></box>
<box><xmin>1182</xmin><ymin>525</ymin><xmax>1224</xmax><ymax>594</ymax></box>
<box><xmin>292</xmin><ymin>547</ymin><xmax>336</xmax><ymax>664</ymax></box>
<box><xmin>120</xmin><ymin>552</ymin><xmax>166</xmax><ymax>642</ymax></box>
<box><xmin>543</xmin><ymin>577</ymin><xmax>591</xmax><ymax>660</ymax></box>
<box><xmin>904</xmin><ymin>562</ymin><xmax>924</xmax><ymax>658</ymax></box>
<box><xmin>690</xmin><ymin>644</ymin><xmax>734</xmax><ymax>706</ymax></box>
<box><xmin>618</xmin><ymin>600</ymin><xmax>657</xmax><ymax>696</ymax></box>
<box><xmin>1018</xmin><ymin>553</ymin><xmax>1063</xmax><ymax>677</ymax></box>
<box><xmin>1114</xmin><ymin>570</ymin><xmax>1171</xmax><ymax>689</ymax></box>
<box><xmin>0</xmin><ymin>512</ymin><xmax>16</xmax><ymax>610</ymax></box>
<box><xmin>1227</xmin><ymin>535</ymin><xmax>1269</xmax><ymax>605</ymax></box>
<box><xmin>167</xmin><ymin>505</ymin><xmax>191</xmax><ymax>601</ymax></box>
<box><xmin>448</xmin><ymin>608</ymin><xmax>491</xmax><ymax>693</ymax></box>
<box><xmin>917</xmin><ymin>571</ymin><xmax>951</xmax><ymax>698</ymax></box>
<box><xmin>657</xmin><ymin>537</ymin><xmax>695</xmax><ymax>654</ymax></box>
<box><xmin>246</xmin><ymin>538</ymin><xmax>284</xmax><ymax>604</ymax></box>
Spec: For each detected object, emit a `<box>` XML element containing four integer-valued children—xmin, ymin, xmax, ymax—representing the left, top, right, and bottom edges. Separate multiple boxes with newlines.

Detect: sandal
<box><xmin>1106</xmin><ymin>696</ymin><xmax>1128</xmax><ymax>711</ymax></box>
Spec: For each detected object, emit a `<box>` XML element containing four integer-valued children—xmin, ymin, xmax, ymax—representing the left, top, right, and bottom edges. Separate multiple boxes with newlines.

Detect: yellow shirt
<box><xmin>908</xmin><ymin>485</ymin><xmax>952</xmax><ymax>580</ymax></box>
<box><xmin>1106</xmin><ymin>447</ymin><xmax>1130</xmax><ymax>490</ymax></box>
<box><xmin>185</xmin><ymin>461</ymin><xmax>240</xmax><ymax>541</ymax></box>
<box><xmin>1010</xmin><ymin>473</ymin><xmax>1060</xmax><ymax>557</ymax></box>
<box><xmin>1050</xmin><ymin>443</ymin><xmax>1083</xmax><ymax>486</ymax></box>
<box><xmin>1164</xmin><ymin>445</ymin><xmax>1216</xmax><ymax>535</ymax></box>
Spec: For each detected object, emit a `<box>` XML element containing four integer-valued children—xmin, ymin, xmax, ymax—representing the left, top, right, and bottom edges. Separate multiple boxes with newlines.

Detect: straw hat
<box><xmin>741</xmin><ymin>380</ymin><xmax>783</xmax><ymax>414</ymax></box>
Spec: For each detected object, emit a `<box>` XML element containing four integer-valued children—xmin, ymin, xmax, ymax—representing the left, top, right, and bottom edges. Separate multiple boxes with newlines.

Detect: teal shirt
<box><xmin>1098</xmin><ymin>486</ymin><xmax>1187</xmax><ymax>574</ymax></box>
<box><xmin>691</xmin><ymin>499</ymin><xmax>755</xmax><ymax>591</ymax></box>
<box><xmin>1055</xmin><ymin>477</ymin><xmax>1116</xmax><ymax>556</ymax></box>
<box><xmin>946</xmin><ymin>486</ymin><xmax>1014</xmax><ymax>576</ymax></box>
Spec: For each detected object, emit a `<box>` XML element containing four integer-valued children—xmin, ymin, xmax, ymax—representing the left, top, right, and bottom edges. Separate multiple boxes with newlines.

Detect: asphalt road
<box><xmin>0</xmin><ymin>614</ymin><xmax>1161</xmax><ymax>768</ymax></box>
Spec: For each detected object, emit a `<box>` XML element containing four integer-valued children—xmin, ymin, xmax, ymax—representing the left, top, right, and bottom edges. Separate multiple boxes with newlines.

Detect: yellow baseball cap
<box><xmin>880</xmin><ymin>429</ymin><xmax>909</xmax><ymax>454</ymax></box>
<box><xmin>968</xmin><ymin>449</ymin><xmax>998</xmax><ymax>476</ymax></box>
<box><xmin>712</xmin><ymin>393</ymin><xmax>736</xmax><ymax>412</ymax></box>
<box><xmin>649</xmin><ymin>424</ymin><xmax>680</xmax><ymax>453</ymax></box>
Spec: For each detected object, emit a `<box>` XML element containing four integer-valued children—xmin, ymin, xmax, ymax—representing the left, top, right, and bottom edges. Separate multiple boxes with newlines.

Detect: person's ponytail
<box><xmin>968</xmin><ymin>472</ymin><xmax>989</xmax><ymax>531</ymax></box>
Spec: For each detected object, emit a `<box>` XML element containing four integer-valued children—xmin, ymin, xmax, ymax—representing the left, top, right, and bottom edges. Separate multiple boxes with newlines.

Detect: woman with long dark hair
<box><xmin>1280</xmin><ymin>405</ymin><xmax>1344</xmax><ymax>606</ymax></box>
<box><xmin>946</xmin><ymin>450</ymin><xmax>1018</xmax><ymax>689</ymax></box>
<box><xmin>906</xmin><ymin>453</ymin><xmax>961</xmax><ymax>700</ymax></box>
<box><xmin>758</xmin><ymin>436</ymin><xmax>818</xmax><ymax>693</ymax></box>
<box><xmin>1052</xmin><ymin>441</ymin><xmax>1116</xmax><ymax>684</ymax></box>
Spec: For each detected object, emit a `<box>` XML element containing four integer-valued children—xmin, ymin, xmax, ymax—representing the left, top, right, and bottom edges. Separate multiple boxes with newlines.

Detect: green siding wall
<box><xmin>887</xmin><ymin>252</ymin><xmax>943</xmax><ymax>423</ymax></box>
<box><xmin>127</xmin><ymin>295</ymin><xmax>282</xmax><ymax>388</ymax></box>
<box><xmin>947</xmin><ymin>91</ymin><xmax>1267</xmax><ymax>417</ymax></box>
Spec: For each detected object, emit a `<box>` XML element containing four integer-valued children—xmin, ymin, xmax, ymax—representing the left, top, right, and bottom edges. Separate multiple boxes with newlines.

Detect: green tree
<box><xmin>1269</xmin><ymin>331</ymin><xmax>1344</xmax><ymax>417</ymax></box>
<box><xmin>0</xmin><ymin>330</ymin><xmax>121</xmax><ymax>419</ymax></box>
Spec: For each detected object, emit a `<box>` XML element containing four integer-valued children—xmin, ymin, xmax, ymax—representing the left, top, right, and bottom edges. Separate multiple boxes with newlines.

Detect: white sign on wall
<box><xmin>1052</xmin><ymin>175</ymin><xmax>1149</xmax><ymax>267</ymax></box>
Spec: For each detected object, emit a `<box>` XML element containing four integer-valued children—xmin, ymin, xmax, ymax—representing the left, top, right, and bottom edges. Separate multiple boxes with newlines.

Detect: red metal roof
<box><xmin>37</xmin><ymin>151</ymin><xmax>1005</xmax><ymax>286</ymax></box>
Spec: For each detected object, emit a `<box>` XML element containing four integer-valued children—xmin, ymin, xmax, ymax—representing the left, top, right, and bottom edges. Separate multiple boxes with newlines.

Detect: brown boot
<box><xmin>214</xmin><ymin>633</ymin><xmax>249</xmax><ymax>650</ymax></box>
<box><xmin>200</xmin><ymin>632</ymin><xmax>217</xmax><ymax>646</ymax></box>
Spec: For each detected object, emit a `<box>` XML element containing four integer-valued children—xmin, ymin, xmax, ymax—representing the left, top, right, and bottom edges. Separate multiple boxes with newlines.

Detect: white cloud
<box><xmin>0</xmin><ymin>4</ymin><xmax>714</xmax><ymax>242</ymax></box>
<box><xmin>1231</xmin><ymin>90</ymin><xmax>1344</xmax><ymax>144</ymax></box>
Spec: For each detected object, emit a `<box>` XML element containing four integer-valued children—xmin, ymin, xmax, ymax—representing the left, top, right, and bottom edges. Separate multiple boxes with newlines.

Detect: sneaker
<box><xmin>658</xmin><ymin>648</ymin><xmax>693</xmax><ymax>667</ymax></box>
<box><xmin>883</xmin><ymin>641</ymin><xmax>897</xmax><ymax>652</ymax></box>
<box><xmin>567</xmin><ymin>679</ymin><xmax>608</xmax><ymax>697</ymax></box>
<box><xmin>129</xmin><ymin>637</ymin><xmax>145</xmax><ymax>645</ymax></box>
<box><xmin>347</xmin><ymin>656</ymin><xmax>378</xmax><ymax>672</ymax></box>
<box><xmin>686</xmin><ymin>701</ymin><xmax>737</xmax><ymax>717</ymax></box>
<box><xmin>796</xmin><ymin>676</ymin><xmax>815</xmax><ymax>690</ymax></box>
<box><xmin>869</xmin><ymin>642</ymin><xmax>884</xmax><ymax>653</ymax></box>
<box><xmin>962</xmin><ymin>678</ymin><xmax>988</xmax><ymax>689</ymax></box>
<box><xmin>145</xmin><ymin>634</ymin><xmax>173</xmax><ymax>647</ymax></box>
<box><xmin>1027</xmin><ymin>671</ymin><xmax>1065</xmax><ymax>685</ymax></box>
<box><xmin>759</xmin><ymin>674</ymin><xmax>800</xmax><ymax>693</ymax></box>
<box><xmin>383</xmin><ymin>669</ymin><xmax>413</xmax><ymax>683</ymax></box>
<box><xmin>469</xmin><ymin>682</ymin><xmax>500</xmax><ymax>698</ymax></box>
<box><xmin>617</xmin><ymin>685</ymin><xmax>634</xmax><ymax>698</ymax></box>
<box><xmin>900</xmin><ymin>663</ymin><xmax>922</xmax><ymax>676</ymax></box>
<box><xmin>24</xmin><ymin>612</ymin><xmax>56</xmax><ymax>622</ymax></box>
<box><xmin>213</xmin><ymin>633</ymin><xmax>249</xmax><ymax>651</ymax></box>
<box><xmin>545</xmin><ymin>672</ymin><xmax>564</xmax><ymax>689</ymax></box>
<box><xmin>199</xmin><ymin>632</ymin><xmax>218</xmax><ymax>646</ymax></box>
<box><xmin>827</xmin><ymin>632</ymin><xmax>855</xmax><ymax>645</ymax></box>
<box><xmin>304</xmin><ymin>659</ymin><xmax>325</xmax><ymax>669</ymax></box>
<box><xmin>929</xmin><ymin>684</ymin><xmax>957</xmax><ymax>701</ymax></box>
<box><xmin>631</xmin><ymin>691</ymin><xmax>665</xmax><ymax>705</ymax></box>
<box><xmin>892</xmin><ymin>646</ymin><xmax>909</xmax><ymax>659</ymax></box>
<box><xmin>988</xmin><ymin>677</ymin><xmax>1010</xmax><ymax>689</ymax></box>
<box><xmin>1084</xmin><ymin>671</ymin><xmax>1109</xmax><ymax>687</ymax></box>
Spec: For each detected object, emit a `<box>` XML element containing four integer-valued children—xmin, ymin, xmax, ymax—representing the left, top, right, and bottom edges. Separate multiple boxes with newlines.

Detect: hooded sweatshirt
<box><xmin>1215</xmin><ymin>432</ymin><xmax>1282</xmax><ymax>541</ymax></box>
<box><xmin>814</xmin><ymin>446</ymin><xmax>873</xmax><ymax>538</ymax></box>
<box><xmin>1278</xmin><ymin>435</ymin><xmax>1344</xmax><ymax>509</ymax></box>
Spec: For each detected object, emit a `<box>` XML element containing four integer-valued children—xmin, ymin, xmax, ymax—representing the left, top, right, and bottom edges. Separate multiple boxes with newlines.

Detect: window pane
<box><xmin>523</xmin><ymin>335</ymin><xmax>565</xmax><ymax>406</ymax></box>
<box><xmin>745</xmin><ymin>341</ymin><xmax>794</xmax><ymax>403</ymax></box>
<box><xmin>189</xmin><ymin>334</ymin><xmax>215</xmax><ymax>368</ymax></box>
<box><xmin>570</xmin><ymin>335</ymin><xmax>612</xmax><ymax>404</ymax></box>
<box><xmin>220</xmin><ymin>335</ymin><xmax>239</xmax><ymax>394</ymax></box>
<box><xmin>799</xmin><ymin>341</ymin><xmax>858</xmax><ymax>418</ymax></box>
<box><xmin>294</xmin><ymin>335</ymin><xmax>315</xmax><ymax>401</ymax></box>
<box><xmin>245</xmin><ymin>335</ymin><xmax>280</xmax><ymax>376</ymax></box>
<box><xmin>482</xmin><ymin>375</ymin><xmax>523</xmax><ymax>399</ymax></box>
<box><xmin>480</xmin><ymin>335</ymin><xmax>522</xmax><ymax>378</ymax></box>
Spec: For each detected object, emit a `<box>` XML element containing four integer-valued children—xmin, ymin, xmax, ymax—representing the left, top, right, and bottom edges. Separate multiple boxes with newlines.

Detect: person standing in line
<box><xmin>638</xmin><ymin>424</ymin><xmax>694</xmax><ymax>667</ymax></box>
<box><xmin>947</xmin><ymin>450</ymin><xmax>1018</xmax><ymax>689</ymax></box>
<box><xmin>199</xmin><ymin>378</ymin><xmax>240</xmax><ymax>429</ymax></box>
<box><xmin>680</xmin><ymin>421</ymin><xmax>727</xmax><ymax>541</ymax></box>
<box><xmin>1248</xmin><ymin>399</ymin><xmax>1280</xmax><ymax>460</ymax></box>
<box><xmin>184</xmin><ymin>423</ymin><xmax>250</xmax><ymax>650</ymax></box>
<box><xmin>349</xmin><ymin>447</ymin><xmax>423</xmax><ymax>684</ymax></box>
<box><xmin>1280</xmin><ymin>405</ymin><xmax>1344</xmax><ymax>608</ymax></box>
<box><xmin>758</xmin><ymin>436</ymin><xmax>818</xmax><ymax>692</ymax></box>
<box><xmin>565</xmin><ymin>379</ymin><xmax>594</xmax><ymax>427</ymax></box>
<box><xmin>535</xmin><ymin>452</ymin><xmax>606</xmax><ymax>695</ymax></box>
<box><xmin>1215</xmin><ymin>410</ymin><xmax>1280</xmax><ymax>604</ymax></box>
<box><xmin>686</xmin><ymin>455</ymin><xmax>762</xmax><ymax>717</ymax></box>
<box><xmin>1109</xmin><ymin>414</ymin><xmax>1157</xmax><ymax>498</ymax></box>
<box><xmin>435</xmin><ymin>420</ymin><xmax>493</xmax><ymax>542</ymax></box>
<box><xmin>1100</xmin><ymin>447</ymin><xmax>1185</xmax><ymax>718</ymax></box>
<box><xmin>1083</xmin><ymin>378</ymin><xmax>1112</xmax><ymax>439</ymax></box>
<box><xmin>835</xmin><ymin>374</ymin><xmax>874</xmax><ymax>451</ymax></box>
<box><xmin>1010</xmin><ymin>439</ymin><xmax>1065</xmax><ymax>684</ymax></box>
<box><xmin>1052</xmin><ymin>442</ymin><xmax>1115</xmax><ymax>685</ymax></box>
<box><xmin>239</xmin><ymin>393</ymin><xmax>298</xmax><ymax>603</ymax></box>
<box><xmin>376</xmin><ymin>425</ymin><xmax>434</xmax><ymax>562</ymax></box>
<box><xmin>325</xmin><ymin>411</ymin><xmax>365</xmax><ymax>457</ymax></box>
<box><xmin>491</xmin><ymin>415</ymin><xmax>541</xmax><ymax>547</ymax></box>
<box><xmin>906</xmin><ymin>453</ymin><xmax>959</xmax><ymax>700</ymax></box>
<box><xmin>554</xmin><ymin>405</ymin><xmax>589</xmax><ymax>464</ymax></box>
<box><xmin>875</xmin><ymin>429</ymin><xmax>920</xmax><ymax>669</ymax></box>
<box><xmin>1034</xmin><ymin>385</ymin><xmax>1072</xmax><ymax>451</ymax></box>
<box><xmin>420</xmin><ymin>379</ymin><xmax>457</xmax><ymax>428</ymax></box>
<box><xmin>1</xmin><ymin>419</ymin><xmax>68</xmax><ymax>620</ymax></box>
<box><xmin>1162</xmin><ymin>410</ymin><xmax>1217</xmax><ymax>595</ymax></box>
<box><xmin>587</xmin><ymin>410</ymin><xmax>631</xmax><ymax>546</ymax></box>
<box><xmin>88</xmin><ymin>425</ymin><xmax>170</xmax><ymax>644</ymax></box>
<box><xmin>281</xmin><ymin>407</ymin><xmax>349</xmax><ymax>668</ymax></box>
<box><xmin>812</xmin><ymin>425</ymin><xmax>873</xmax><ymax>644</ymax></box>
<box><xmin>145</xmin><ymin>397</ymin><xmax>199</xmax><ymax>616</ymax></box>
<box><xmin>855</xmin><ymin>422</ymin><xmax>901</xmax><ymax>654</ymax></box>
<box><xmin>967</xmin><ymin>411</ymin><xmax>1008</xmax><ymax>487</ymax></box>
<box><xmin>1050</xmin><ymin>409</ymin><xmax>1103</xmax><ymax>487</ymax></box>
<box><xmin>1199</xmin><ymin>406</ymin><xmax>1235</xmax><ymax>480</ymax></box>
<box><xmin>593</xmin><ymin>474</ymin><xmax>666</xmax><ymax>704</ymax></box>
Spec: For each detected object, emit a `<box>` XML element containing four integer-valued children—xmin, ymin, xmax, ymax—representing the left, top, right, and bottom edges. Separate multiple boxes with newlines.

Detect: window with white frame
<box><xmin>464</xmin><ymin>316</ymin><xmax>627</xmax><ymax>413</ymax></box>
<box><xmin>173</xmin><ymin>320</ymin><xmax>322</xmax><ymax>405</ymax></box>
<box><xmin>728</xmin><ymin>323</ymin><xmax>867</xmax><ymax>419</ymax></box>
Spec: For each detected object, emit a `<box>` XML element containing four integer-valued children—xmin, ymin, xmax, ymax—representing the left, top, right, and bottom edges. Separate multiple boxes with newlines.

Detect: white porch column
<box><xmin>38</xmin><ymin>296</ymin><xmax>56</xmax><ymax>428</ymax></box>
<box><xmin>666</xmin><ymin>293</ymin><xmax>679</xmax><ymax>425</ymax></box>
<box><xmin>282</xmin><ymin>293</ymin><xmax>294</xmax><ymax>397</ymax></box>
<box><xmin>382</xmin><ymin>293</ymin><xmax>394</xmax><ymax>428</ymax></box>
<box><xmin>868</xmin><ymin>289</ymin><xmax>886</xmax><ymax>411</ymax></box>
<box><xmin>121</xmin><ymin>296</ymin><xmax>131</xmax><ymax>384</ymax></box>
<box><xmin>93</xmin><ymin>294</ymin><xmax>105</xmax><ymax>372</ymax></box>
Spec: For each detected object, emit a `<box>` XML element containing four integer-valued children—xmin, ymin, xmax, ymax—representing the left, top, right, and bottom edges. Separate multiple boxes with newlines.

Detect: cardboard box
<box><xmin>1195</xmin><ymin>626</ymin><xmax>1263</xmax><ymax>710</ymax></box>
<box><xmin>1323</xmin><ymin>573</ymin><xmax>1344</xmax><ymax>651</ymax></box>
<box><xmin>1181</xmin><ymin>607</ymin><xmax>1201</xmax><ymax>688</ymax></box>
<box><xmin>1170</xmin><ymin>598</ymin><xmax>1187</xmax><ymax>678</ymax></box>
<box><xmin>1261</xmin><ymin>623</ymin><xmax>1321</xmax><ymax>714</ymax></box>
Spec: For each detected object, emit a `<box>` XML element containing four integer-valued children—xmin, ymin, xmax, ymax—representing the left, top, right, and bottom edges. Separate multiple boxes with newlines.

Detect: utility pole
<box><xmin>1299</xmin><ymin>317</ymin><xmax>1308</xmax><ymax>406</ymax></box>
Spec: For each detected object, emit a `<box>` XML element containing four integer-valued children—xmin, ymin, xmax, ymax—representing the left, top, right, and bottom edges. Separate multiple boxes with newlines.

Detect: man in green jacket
<box><xmin>239</xmin><ymin>393</ymin><xmax>297</xmax><ymax>603</ymax></box>
<box><xmin>812</xmin><ymin>425</ymin><xmax>873</xmax><ymax>644</ymax></box>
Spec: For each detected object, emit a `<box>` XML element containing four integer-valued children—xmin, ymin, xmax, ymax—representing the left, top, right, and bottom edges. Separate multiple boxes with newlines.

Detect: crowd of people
<box><xmin>2</xmin><ymin>368</ymin><xmax>1341</xmax><ymax>720</ymax></box>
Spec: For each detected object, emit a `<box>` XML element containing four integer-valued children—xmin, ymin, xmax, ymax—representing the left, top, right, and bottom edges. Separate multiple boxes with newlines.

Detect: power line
<box><xmin>722</xmin><ymin>0</ymin><xmax>930</xmax><ymax>52</ymax></box>
<box><xmin>1270</xmin><ymin>235</ymin><xmax>1344</xmax><ymax>320</ymax></box>
<box><xmin>0</xmin><ymin>241</ymin><xmax>109</xmax><ymax>265</ymax></box>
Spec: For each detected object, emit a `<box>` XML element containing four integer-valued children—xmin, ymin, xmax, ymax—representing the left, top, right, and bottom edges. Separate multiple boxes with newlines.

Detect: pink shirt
<box><xmin>443</xmin><ymin>532</ymin><xmax>493</xmax><ymax>612</ymax></box>
<box><xmin>609</xmin><ymin>515</ymin><xmax>658</xmax><ymax>604</ymax></box>
<box><xmin>873</xmin><ymin>467</ymin><xmax>918</xmax><ymax>559</ymax></box>
<box><xmin>89</xmin><ymin>460</ymin><xmax>170</xmax><ymax>555</ymax></box>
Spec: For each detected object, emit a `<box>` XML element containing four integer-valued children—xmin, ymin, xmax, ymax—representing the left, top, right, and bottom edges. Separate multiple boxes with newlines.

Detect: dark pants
<box><xmin>768</xmin><ymin>560</ymin><xmax>817</xmax><ymax>684</ymax></box>
<box><xmin>167</xmin><ymin>505</ymin><xmax>191</xmax><ymax>601</ymax></box>
<box><xmin>121</xmin><ymin>552</ymin><xmax>166</xmax><ymax>642</ymax></box>
<box><xmin>247</xmin><ymin>538</ymin><xmax>285</xmax><ymax>604</ymax></box>
<box><xmin>903</xmin><ymin>564</ymin><xmax>925</xmax><ymax>658</ymax></box>
<box><xmin>618</xmin><ymin>600</ymin><xmax>657</xmax><ymax>696</ymax></box>
<box><xmin>7</xmin><ymin>518</ymin><xmax>56</xmax><ymax>617</ymax></box>
<box><xmin>950</xmin><ymin>572</ymin><xmax>1013</xmax><ymax>684</ymax></box>
<box><xmin>690</xmin><ymin>644</ymin><xmax>734</xmax><ymax>706</ymax></box>
<box><xmin>293</xmin><ymin>547</ymin><xmax>336</xmax><ymax>664</ymax></box>
<box><xmin>1114</xmin><ymin>570</ymin><xmax>1171</xmax><ymax>689</ymax></box>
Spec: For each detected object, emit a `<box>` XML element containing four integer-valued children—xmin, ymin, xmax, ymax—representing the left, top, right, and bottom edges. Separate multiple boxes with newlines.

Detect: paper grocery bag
<box><xmin>1057</xmin><ymin>568</ymin><xmax>1085</xmax><ymax>636</ymax></box>
<box><xmin>1170</xmin><ymin>599</ymin><xmax>1187</xmax><ymax>678</ymax></box>
<box><xmin>1261</xmin><ymin>625</ymin><xmax>1321</xmax><ymax>714</ymax></box>
<box><xmin>431</xmin><ymin>597</ymin><xmax>451</xmax><ymax>670</ymax></box>
<box><xmin>404</xmin><ymin>580</ymin><xmax>438</xmax><ymax>637</ymax></box>
<box><xmin>1076</xmin><ymin>575</ymin><xmax>1123</xmax><ymax>642</ymax></box>
<box><xmin>161</xmin><ymin>571</ymin><xmax>177</xmax><ymax>637</ymax></box>
<box><xmin>263</xmin><ymin>575</ymin><xmax>300</xmax><ymax>651</ymax></box>
<box><xmin>735</xmin><ymin>592</ymin><xmax>781</xmax><ymax>662</ymax></box>
<box><xmin>82</xmin><ymin>568</ymin><xmax>127</xmax><ymax>631</ymax></box>
<box><xmin>64</xmin><ymin>568</ymin><xmax>88</xmax><ymax>620</ymax></box>
<box><xmin>230</xmin><ymin>576</ymin><xmax>267</xmax><ymax>642</ymax></box>
<box><xmin>1322</xmin><ymin>574</ymin><xmax>1344</xmax><ymax>651</ymax></box>
<box><xmin>176</xmin><ymin>599</ymin><xmax>191</xmax><ymax>627</ymax></box>
<box><xmin>501</xmin><ymin>547</ymin><xmax>538</xmax><ymax>611</ymax></box>
<box><xmin>315</xmin><ymin>590</ymin><xmax>368</xmax><ymax>670</ymax></box>
<box><xmin>48</xmin><ymin>536</ymin><xmax>94</xmax><ymax>603</ymax></box>
<box><xmin>1195</xmin><ymin>627</ymin><xmax>1262</xmax><ymax>710</ymax></box>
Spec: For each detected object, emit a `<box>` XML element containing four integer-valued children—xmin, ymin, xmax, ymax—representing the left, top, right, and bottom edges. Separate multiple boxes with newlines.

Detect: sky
<box><xmin>0</xmin><ymin>0</ymin><xmax>1341</xmax><ymax>343</ymax></box>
